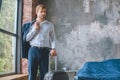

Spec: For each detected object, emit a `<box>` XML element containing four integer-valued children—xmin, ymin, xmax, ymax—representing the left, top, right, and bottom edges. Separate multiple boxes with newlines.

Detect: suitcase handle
<box><xmin>48</xmin><ymin>54</ymin><xmax>57</xmax><ymax>71</ymax></box>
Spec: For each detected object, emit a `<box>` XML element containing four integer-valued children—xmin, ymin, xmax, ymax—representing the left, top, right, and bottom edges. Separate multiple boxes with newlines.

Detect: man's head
<box><xmin>36</xmin><ymin>4</ymin><xmax>46</xmax><ymax>19</ymax></box>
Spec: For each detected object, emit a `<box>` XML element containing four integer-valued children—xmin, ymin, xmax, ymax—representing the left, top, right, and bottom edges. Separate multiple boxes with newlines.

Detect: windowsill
<box><xmin>0</xmin><ymin>74</ymin><xmax>28</xmax><ymax>80</ymax></box>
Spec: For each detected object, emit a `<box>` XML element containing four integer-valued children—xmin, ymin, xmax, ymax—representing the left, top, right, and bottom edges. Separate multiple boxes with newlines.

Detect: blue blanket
<box><xmin>77</xmin><ymin>59</ymin><xmax>120</xmax><ymax>80</ymax></box>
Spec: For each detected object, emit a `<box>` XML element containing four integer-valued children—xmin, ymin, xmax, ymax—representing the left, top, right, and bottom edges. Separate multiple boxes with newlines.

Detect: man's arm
<box><xmin>26</xmin><ymin>22</ymin><xmax>40</xmax><ymax>41</ymax></box>
<box><xmin>50</xmin><ymin>24</ymin><xmax>57</xmax><ymax>56</ymax></box>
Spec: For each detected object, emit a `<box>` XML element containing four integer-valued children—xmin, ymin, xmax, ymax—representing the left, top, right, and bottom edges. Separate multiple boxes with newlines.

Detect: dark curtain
<box><xmin>38</xmin><ymin>0</ymin><xmax>42</xmax><ymax>3</ymax></box>
<box><xmin>0</xmin><ymin>0</ymin><xmax>2</xmax><ymax>10</ymax></box>
<box><xmin>38</xmin><ymin>0</ymin><xmax>45</xmax><ymax>4</ymax></box>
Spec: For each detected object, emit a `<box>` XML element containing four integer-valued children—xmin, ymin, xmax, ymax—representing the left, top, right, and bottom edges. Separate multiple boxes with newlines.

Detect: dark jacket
<box><xmin>22</xmin><ymin>20</ymin><xmax>36</xmax><ymax>58</ymax></box>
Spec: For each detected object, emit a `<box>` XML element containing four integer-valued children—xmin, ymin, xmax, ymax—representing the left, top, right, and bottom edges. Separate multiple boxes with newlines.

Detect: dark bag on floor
<box><xmin>44</xmin><ymin>56</ymin><xmax>69</xmax><ymax>80</ymax></box>
<box><xmin>44</xmin><ymin>71</ymin><xmax>69</xmax><ymax>80</ymax></box>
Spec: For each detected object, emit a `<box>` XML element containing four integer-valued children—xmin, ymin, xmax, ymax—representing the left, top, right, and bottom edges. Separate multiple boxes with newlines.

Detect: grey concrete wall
<box><xmin>43</xmin><ymin>0</ymin><xmax>120</xmax><ymax>70</ymax></box>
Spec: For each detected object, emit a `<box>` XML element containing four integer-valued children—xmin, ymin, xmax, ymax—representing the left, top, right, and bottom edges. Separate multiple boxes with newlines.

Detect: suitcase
<box><xmin>44</xmin><ymin>55</ymin><xmax>70</xmax><ymax>80</ymax></box>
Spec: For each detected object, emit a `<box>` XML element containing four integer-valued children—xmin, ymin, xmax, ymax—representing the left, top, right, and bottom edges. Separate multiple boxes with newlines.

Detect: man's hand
<box><xmin>50</xmin><ymin>49</ymin><xmax>57</xmax><ymax>56</ymax></box>
<box><xmin>35</xmin><ymin>21</ymin><xmax>40</xmax><ymax>30</ymax></box>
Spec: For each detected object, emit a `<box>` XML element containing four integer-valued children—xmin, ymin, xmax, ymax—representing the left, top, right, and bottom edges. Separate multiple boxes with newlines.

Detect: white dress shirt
<box><xmin>26</xmin><ymin>20</ymin><xmax>56</xmax><ymax>49</ymax></box>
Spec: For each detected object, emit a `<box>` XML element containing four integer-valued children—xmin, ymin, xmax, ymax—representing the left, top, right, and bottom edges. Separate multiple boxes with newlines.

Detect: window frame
<box><xmin>0</xmin><ymin>0</ymin><xmax>22</xmax><ymax>76</ymax></box>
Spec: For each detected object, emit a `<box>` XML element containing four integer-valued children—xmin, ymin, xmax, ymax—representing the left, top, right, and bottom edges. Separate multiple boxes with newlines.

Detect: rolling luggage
<box><xmin>44</xmin><ymin>56</ymin><xmax>70</xmax><ymax>80</ymax></box>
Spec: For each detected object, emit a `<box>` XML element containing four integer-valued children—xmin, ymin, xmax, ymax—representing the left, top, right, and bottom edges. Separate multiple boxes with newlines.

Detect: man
<box><xmin>25</xmin><ymin>4</ymin><xmax>56</xmax><ymax>80</ymax></box>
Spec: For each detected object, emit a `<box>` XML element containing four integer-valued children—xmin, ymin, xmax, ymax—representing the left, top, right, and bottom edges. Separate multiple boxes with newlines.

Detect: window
<box><xmin>0</xmin><ymin>0</ymin><xmax>22</xmax><ymax>75</ymax></box>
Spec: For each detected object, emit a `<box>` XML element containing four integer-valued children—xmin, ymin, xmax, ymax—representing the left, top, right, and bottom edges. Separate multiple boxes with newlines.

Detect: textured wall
<box><xmin>43</xmin><ymin>0</ymin><xmax>120</xmax><ymax>70</ymax></box>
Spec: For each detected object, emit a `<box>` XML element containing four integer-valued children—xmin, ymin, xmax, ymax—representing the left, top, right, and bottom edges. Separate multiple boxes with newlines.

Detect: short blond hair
<box><xmin>36</xmin><ymin>4</ymin><xmax>46</xmax><ymax>13</ymax></box>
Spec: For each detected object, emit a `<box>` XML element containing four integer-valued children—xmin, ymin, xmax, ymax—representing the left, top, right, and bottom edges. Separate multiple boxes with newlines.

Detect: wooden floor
<box><xmin>0</xmin><ymin>74</ymin><xmax>28</xmax><ymax>80</ymax></box>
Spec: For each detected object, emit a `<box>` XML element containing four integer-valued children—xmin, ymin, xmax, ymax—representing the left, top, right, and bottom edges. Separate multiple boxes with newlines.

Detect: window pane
<box><xmin>0</xmin><ymin>32</ymin><xmax>16</xmax><ymax>74</ymax></box>
<box><xmin>0</xmin><ymin>0</ymin><xmax>17</xmax><ymax>33</ymax></box>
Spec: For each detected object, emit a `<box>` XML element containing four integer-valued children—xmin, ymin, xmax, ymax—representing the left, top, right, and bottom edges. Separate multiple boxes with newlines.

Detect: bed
<box><xmin>76</xmin><ymin>59</ymin><xmax>120</xmax><ymax>80</ymax></box>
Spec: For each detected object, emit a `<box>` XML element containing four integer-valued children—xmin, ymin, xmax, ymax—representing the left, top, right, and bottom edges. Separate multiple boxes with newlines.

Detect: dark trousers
<box><xmin>28</xmin><ymin>46</ymin><xmax>50</xmax><ymax>80</ymax></box>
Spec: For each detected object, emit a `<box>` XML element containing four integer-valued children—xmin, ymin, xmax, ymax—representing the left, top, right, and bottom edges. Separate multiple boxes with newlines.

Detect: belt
<box><xmin>32</xmin><ymin>46</ymin><xmax>49</xmax><ymax>49</ymax></box>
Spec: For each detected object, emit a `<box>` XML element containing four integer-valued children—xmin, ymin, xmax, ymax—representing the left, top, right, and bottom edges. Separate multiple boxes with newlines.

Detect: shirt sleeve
<box><xmin>50</xmin><ymin>24</ymin><xmax>56</xmax><ymax>49</ymax></box>
<box><xmin>26</xmin><ymin>25</ymin><xmax>38</xmax><ymax>41</ymax></box>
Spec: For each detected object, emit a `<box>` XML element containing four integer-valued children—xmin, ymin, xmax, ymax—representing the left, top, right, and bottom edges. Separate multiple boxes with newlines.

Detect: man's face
<box><xmin>37</xmin><ymin>8</ymin><xmax>46</xmax><ymax>19</ymax></box>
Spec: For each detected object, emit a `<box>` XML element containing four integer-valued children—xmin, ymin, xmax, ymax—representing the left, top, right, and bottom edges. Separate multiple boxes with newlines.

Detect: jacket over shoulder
<box><xmin>22</xmin><ymin>20</ymin><xmax>36</xmax><ymax>58</ymax></box>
